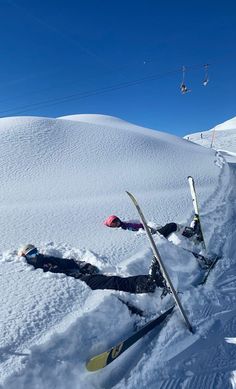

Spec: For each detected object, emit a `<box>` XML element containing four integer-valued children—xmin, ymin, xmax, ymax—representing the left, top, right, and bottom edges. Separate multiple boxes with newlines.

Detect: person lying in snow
<box><xmin>103</xmin><ymin>215</ymin><xmax>202</xmax><ymax>240</ymax></box>
<box><xmin>18</xmin><ymin>244</ymin><xmax>167</xmax><ymax>294</ymax></box>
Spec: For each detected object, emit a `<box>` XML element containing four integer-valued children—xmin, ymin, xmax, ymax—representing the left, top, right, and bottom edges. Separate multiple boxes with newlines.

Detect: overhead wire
<box><xmin>5</xmin><ymin>0</ymin><xmax>110</xmax><ymax>70</ymax></box>
<box><xmin>0</xmin><ymin>63</ymin><xmax>211</xmax><ymax>117</ymax></box>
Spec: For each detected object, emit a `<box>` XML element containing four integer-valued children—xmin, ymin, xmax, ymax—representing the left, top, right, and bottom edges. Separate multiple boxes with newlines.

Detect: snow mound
<box><xmin>58</xmin><ymin>113</ymin><xmax>134</xmax><ymax>128</ymax></box>
<box><xmin>0</xmin><ymin>114</ymin><xmax>226</xmax><ymax>256</ymax></box>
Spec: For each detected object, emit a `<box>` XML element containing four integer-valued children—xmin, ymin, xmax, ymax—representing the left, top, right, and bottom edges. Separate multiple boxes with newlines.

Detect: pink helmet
<box><xmin>103</xmin><ymin>215</ymin><xmax>121</xmax><ymax>227</ymax></box>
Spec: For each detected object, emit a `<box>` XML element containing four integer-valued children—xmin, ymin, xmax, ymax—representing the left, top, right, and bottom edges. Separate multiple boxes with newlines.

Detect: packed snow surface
<box><xmin>0</xmin><ymin>114</ymin><xmax>236</xmax><ymax>388</ymax></box>
<box><xmin>185</xmin><ymin>116</ymin><xmax>236</xmax><ymax>162</ymax></box>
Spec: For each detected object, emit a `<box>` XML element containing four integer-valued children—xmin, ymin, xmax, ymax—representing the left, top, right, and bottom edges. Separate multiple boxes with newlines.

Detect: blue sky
<box><xmin>1</xmin><ymin>0</ymin><xmax>236</xmax><ymax>136</ymax></box>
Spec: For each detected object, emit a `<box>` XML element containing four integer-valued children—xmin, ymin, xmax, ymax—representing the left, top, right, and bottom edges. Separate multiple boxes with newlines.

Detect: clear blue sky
<box><xmin>1</xmin><ymin>0</ymin><xmax>236</xmax><ymax>136</ymax></box>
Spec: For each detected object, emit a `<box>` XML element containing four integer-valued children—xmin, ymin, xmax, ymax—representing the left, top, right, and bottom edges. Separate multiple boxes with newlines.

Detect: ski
<box><xmin>179</xmin><ymin>246</ymin><xmax>219</xmax><ymax>269</ymax></box>
<box><xmin>86</xmin><ymin>305</ymin><xmax>174</xmax><ymax>371</ymax></box>
<box><xmin>148</xmin><ymin>218</ymin><xmax>212</xmax><ymax>267</ymax></box>
<box><xmin>187</xmin><ymin>176</ymin><xmax>207</xmax><ymax>250</ymax></box>
<box><xmin>116</xmin><ymin>296</ymin><xmax>144</xmax><ymax>317</ymax></box>
<box><xmin>198</xmin><ymin>256</ymin><xmax>220</xmax><ymax>285</ymax></box>
<box><xmin>163</xmin><ymin>235</ymin><xmax>217</xmax><ymax>268</ymax></box>
<box><xmin>126</xmin><ymin>191</ymin><xmax>193</xmax><ymax>333</ymax></box>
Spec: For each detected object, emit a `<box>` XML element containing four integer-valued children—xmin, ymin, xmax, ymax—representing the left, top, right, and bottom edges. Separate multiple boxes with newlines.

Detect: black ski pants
<box><xmin>79</xmin><ymin>274</ymin><xmax>149</xmax><ymax>293</ymax></box>
<box><xmin>74</xmin><ymin>274</ymin><xmax>162</xmax><ymax>293</ymax></box>
<box><xmin>157</xmin><ymin>223</ymin><xmax>177</xmax><ymax>238</ymax></box>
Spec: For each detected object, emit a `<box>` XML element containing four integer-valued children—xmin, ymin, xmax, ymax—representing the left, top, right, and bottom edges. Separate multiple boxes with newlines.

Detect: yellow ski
<box><xmin>86</xmin><ymin>305</ymin><xmax>174</xmax><ymax>371</ymax></box>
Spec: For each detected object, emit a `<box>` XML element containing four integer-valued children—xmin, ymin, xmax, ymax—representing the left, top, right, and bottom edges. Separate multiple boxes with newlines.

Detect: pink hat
<box><xmin>103</xmin><ymin>215</ymin><xmax>121</xmax><ymax>227</ymax></box>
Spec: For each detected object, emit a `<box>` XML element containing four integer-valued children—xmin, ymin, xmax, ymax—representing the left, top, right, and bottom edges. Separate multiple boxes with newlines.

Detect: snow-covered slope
<box><xmin>59</xmin><ymin>113</ymin><xmax>134</xmax><ymax>128</ymax></box>
<box><xmin>0</xmin><ymin>114</ymin><xmax>235</xmax><ymax>389</ymax></box>
<box><xmin>0</xmin><ymin>114</ymin><xmax>225</xmax><ymax>256</ymax></box>
<box><xmin>185</xmin><ymin>116</ymin><xmax>236</xmax><ymax>162</ymax></box>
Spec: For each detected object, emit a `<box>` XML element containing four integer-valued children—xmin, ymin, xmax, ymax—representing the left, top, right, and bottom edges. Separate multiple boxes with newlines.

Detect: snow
<box><xmin>185</xmin><ymin>116</ymin><xmax>236</xmax><ymax>161</ymax></box>
<box><xmin>0</xmin><ymin>113</ymin><xmax>236</xmax><ymax>388</ymax></box>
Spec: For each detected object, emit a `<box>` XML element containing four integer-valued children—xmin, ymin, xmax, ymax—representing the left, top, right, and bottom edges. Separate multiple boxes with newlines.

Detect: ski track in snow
<box><xmin>1</xmin><ymin>114</ymin><xmax>236</xmax><ymax>388</ymax></box>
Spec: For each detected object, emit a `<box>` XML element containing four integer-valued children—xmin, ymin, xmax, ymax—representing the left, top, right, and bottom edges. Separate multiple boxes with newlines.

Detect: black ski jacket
<box><xmin>25</xmin><ymin>254</ymin><xmax>98</xmax><ymax>276</ymax></box>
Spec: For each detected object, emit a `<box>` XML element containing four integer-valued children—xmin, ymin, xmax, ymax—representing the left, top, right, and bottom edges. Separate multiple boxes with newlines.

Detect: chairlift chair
<box><xmin>203</xmin><ymin>64</ymin><xmax>209</xmax><ymax>86</ymax></box>
<box><xmin>180</xmin><ymin>66</ymin><xmax>191</xmax><ymax>94</ymax></box>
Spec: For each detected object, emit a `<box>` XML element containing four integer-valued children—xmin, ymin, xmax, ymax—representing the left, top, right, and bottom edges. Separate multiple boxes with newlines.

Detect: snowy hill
<box><xmin>185</xmin><ymin>116</ymin><xmax>236</xmax><ymax>162</ymax></box>
<box><xmin>0</xmin><ymin>114</ymin><xmax>225</xmax><ymax>256</ymax></box>
<box><xmin>0</xmin><ymin>114</ymin><xmax>236</xmax><ymax>389</ymax></box>
<box><xmin>59</xmin><ymin>113</ymin><xmax>136</xmax><ymax>128</ymax></box>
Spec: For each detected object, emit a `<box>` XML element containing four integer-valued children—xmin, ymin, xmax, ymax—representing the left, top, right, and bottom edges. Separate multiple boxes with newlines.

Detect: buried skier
<box><xmin>18</xmin><ymin>244</ymin><xmax>168</xmax><ymax>294</ymax></box>
<box><xmin>103</xmin><ymin>214</ymin><xmax>202</xmax><ymax>241</ymax></box>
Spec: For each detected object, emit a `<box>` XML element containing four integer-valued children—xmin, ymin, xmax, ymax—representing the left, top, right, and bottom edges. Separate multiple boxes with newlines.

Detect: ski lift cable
<box><xmin>182</xmin><ymin>65</ymin><xmax>186</xmax><ymax>84</ymax></box>
<box><xmin>0</xmin><ymin>62</ymin><xmax>211</xmax><ymax>117</ymax></box>
<box><xmin>0</xmin><ymin>69</ymin><xmax>182</xmax><ymax>116</ymax></box>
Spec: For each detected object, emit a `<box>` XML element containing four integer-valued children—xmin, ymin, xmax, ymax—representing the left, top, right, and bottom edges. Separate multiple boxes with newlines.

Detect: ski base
<box><xmin>86</xmin><ymin>305</ymin><xmax>174</xmax><ymax>372</ymax></box>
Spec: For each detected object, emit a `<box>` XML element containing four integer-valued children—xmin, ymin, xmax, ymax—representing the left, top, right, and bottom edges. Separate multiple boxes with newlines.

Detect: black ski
<box><xmin>166</xmin><ymin>240</ymin><xmax>218</xmax><ymax>269</ymax></box>
<box><xmin>151</xmin><ymin>225</ymin><xmax>213</xmax><ymax>268</ymax></box>
<box><xmin>86</xmin><ymin>305</ymin><xmax>174</xmax><ymax>371</ymax></box>
<box><xmin>198</xmin><ymin>256</ymin><xmax>220</xmax><ymax>284</ymax></box>
<box><xmin>126</xmin><ymin>191</ymin><xmax>193</xmax><ymax>333</ymax></box>
<box><xmin>116</xmin><ymin>296</ymin><xmax>144</xmax><ymax>317</ymax></box>
<box><xmin>182</xmin><ymin>247</ymin><xmax>219</xmax><ymax>269</ymax></box>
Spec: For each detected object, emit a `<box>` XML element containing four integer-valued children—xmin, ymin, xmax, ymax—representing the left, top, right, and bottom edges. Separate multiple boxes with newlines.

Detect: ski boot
<box><xmin>182</xmin><ymin>226</ymin><xmax>196</xmax><ymax>238</ymax></box>
<box><xmin>182</xmin><ymin>215</ymin><xmax>203</xmax><ymax>242</ymax></box>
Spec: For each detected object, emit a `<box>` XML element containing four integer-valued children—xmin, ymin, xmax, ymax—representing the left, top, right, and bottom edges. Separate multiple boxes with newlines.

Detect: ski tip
<box><xmin>189</xmin><ymin>324</ymin><xmax>195</xmax><ymax>334</ymax></box>
<box><xmin>126</xmin><ymin>190</ymin><xmax>135</xmax><ymax>197</ymax></box>
<box><xmin>187</xmin><ymin>175</ymin><xmax>193</xmax><ymax>180</ymax></box>
<box><xmin>86</xmin><ymin>351</ymin><xmax>109</xmax><ymax>372</ymax></box>
<box><xmin>126</xmin><ymin>191</ymin><xmax>136</xmax><ymax>202</ymax></box>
